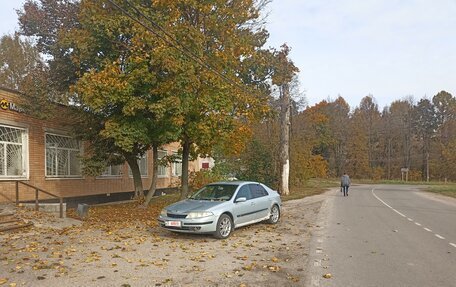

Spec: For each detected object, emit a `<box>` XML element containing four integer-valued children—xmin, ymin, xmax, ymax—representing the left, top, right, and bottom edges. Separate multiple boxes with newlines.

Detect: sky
<box><xmin>1</xmin><ymin>0</ymin><xmax>456</xmax><ymax>110</ymax></box>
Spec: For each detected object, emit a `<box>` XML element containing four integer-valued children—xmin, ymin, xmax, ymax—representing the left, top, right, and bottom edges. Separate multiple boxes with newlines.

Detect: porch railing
<box><xmin>13</xmin><ymin>181</ymin><xmax>64</xmax><ymax>218</ymax></box>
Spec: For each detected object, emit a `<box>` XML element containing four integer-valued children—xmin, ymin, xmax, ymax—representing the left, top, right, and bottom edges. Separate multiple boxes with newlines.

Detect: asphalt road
<box><xmin>306</xmin><ymin>185</ymin><xmax>456</xmax><ymax>287</ymax></box>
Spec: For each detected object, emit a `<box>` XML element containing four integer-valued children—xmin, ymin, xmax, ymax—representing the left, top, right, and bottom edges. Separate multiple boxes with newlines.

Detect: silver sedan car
<box><xmin>158</xmin><ymin>181</ymin><xmax>281</xmax><ymax>239</ymax></box>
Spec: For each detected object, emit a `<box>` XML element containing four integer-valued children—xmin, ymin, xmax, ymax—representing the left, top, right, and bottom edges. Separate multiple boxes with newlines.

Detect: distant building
<box><xmin>0</xmin><ymin>87</ymin><xmax>212</xmax><ymax>203</ymax></box>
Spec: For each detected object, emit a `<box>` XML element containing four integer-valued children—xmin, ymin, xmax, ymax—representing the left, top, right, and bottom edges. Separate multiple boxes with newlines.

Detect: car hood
<box><xmin>166</xmin><ymin>199</ymin><xmax>224</xmax><ymax>214</ymax></box>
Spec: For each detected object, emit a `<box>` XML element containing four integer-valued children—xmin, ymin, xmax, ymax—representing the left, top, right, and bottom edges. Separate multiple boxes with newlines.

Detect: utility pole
<box><xmin>272</xmin><ymin>44</ymin><xmax>298</xmax><ymax>196</ymax></box>
<box><xmin>279</xmin><ymin>83</ymin><xmax>290</xmax><ymax>196</ymax></box>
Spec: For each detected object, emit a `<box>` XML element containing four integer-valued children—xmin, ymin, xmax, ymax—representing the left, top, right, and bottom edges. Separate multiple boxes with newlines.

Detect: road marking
<box><xmin>372</xmin><ymin>188</ymin><xmax>454</xmax><ymax>248</ymax></box>
<box><xmin>372</xmin><ymin>190</ymin><xmax>393</xmax><ymax>208</ymax></box>
<box><xmin>311</xmin><ymin>275</ymin><xmax>320</xmax><ymax>286</ymax></box>
<box><xmin>435</xmin><ymin>234</ymin><xmax>445</xmax><ymax>240</ymax></box>
<box><xmin>393</xmin><ymin>209</ymin><xmax>406</xmax><ymax>217</ymax></box>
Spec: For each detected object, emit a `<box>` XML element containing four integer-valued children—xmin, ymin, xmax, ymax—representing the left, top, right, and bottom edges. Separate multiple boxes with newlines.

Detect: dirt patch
<box><xmin>0</xmin><ymin>195</ymin><xmax>326</xmax><ymax>287</ymax></box>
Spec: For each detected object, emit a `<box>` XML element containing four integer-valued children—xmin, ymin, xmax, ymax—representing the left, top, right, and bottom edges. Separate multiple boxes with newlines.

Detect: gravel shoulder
<box><xmin>0</xmin><ymin>194</ymin><xmax>328</xmax><ymax>287</ymax></box>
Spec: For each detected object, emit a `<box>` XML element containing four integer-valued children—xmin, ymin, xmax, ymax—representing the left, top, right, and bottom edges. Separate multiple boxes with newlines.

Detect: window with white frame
<box><xmin>157</xmin><ymin>150</ymin><xmax>167</xmax><ymax>177</ymax></box>
<box><xmin>0</xmin><ymin>125</ymin><xmax>27</xmax><ymax>178</ymax></box>
<box><xmin>128</xmin><ymin>154</ymin><xmax>148</xmax><ymax>177</ymax></box>
<box><xmin>172</xmin><ymin>151</ymin><xmax>182</xmax><ymax>177</ymax></box>
<box><xmin>45</xmin><ymin>133</ymin><xmax>82</xmax><ymax>178</ymax></box>
<box><xmin>101</xmin><ymin>164</ymin><xmax>122</xmax><ymax>177</ymax></box>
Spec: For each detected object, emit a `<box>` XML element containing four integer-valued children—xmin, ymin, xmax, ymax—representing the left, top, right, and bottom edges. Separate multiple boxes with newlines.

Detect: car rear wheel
<box><xmin>214</xmin><ymin>214</ymin><xmax>233</xmax><ymax>239</ymax></box>
<box><xmin>267</xmin><ymin>204</ymin><xmax>280</xmax><ymax>224</ymax></box>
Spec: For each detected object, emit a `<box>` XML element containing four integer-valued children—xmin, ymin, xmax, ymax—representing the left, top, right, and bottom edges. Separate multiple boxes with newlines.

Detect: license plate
<box><xmin>165</xmin><ymin>221</ymin><xmax>181</xmax><ymax>227</ymax></box>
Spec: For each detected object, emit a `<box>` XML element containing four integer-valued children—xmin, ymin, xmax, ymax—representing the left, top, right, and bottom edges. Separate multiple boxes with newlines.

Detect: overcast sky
<box><xmin>1</xmin><ymin>0</ymin><xmax>455</xmax><ymax>110</ymax></box>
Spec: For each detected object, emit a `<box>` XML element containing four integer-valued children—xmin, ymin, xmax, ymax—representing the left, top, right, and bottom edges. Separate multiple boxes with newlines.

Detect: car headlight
<box><xmin>160</xmin><ymin>209</ymin><xmax>167</xmax><ymax>217</ymax></box>
<box><xmin>186</xmin><ymin>211</ymin><xmax>214</xmax><ymax>219</ymax></box>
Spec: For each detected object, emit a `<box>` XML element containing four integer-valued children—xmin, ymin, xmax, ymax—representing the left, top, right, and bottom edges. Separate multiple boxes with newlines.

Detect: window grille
<box><xmin>0</xmin><ymin>125</ymin><xmax>27</xmax><ymax>177</ymax></box>
<box><xmin>45</xmin><ymin>133</ymin><xmax>81</xmax><ymax>177</ymax></box>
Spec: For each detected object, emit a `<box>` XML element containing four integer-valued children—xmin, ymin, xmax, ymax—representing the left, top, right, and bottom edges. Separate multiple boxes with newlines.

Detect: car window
<box><xmin>250</xmin><ymin>184</ymin><xmax>268</xmax><ymax>199</ymax></box>
<box><xmin>190</xmin><ymin>184</ymin><xmax>237</xmax><ymax>201</ymax></box>
<box><xmin>235</xmin><ymin>185</ymin><xmax>252</xmax><ymax>201</ymax></box>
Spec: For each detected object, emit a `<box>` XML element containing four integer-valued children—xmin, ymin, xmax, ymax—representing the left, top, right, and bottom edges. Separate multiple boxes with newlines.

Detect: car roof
<box><xmin>208</xmin><ymin>181</ymin><xmax>261</xmax><ymax>185</ymax></box>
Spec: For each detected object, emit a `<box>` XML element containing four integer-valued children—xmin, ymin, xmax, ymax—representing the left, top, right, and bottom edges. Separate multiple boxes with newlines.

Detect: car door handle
<box><xmin>250</xmin><ymin>202</ymin><xmax>255</xmax><ymax>206</ymax></box>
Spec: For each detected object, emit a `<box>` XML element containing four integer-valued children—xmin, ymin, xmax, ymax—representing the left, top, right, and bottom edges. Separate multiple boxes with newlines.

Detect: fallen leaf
<box><xmin>242</xmin><ymin>263</ymin><xmax>256</xmax><ymax>271</ymax></box>
<box><xmin>267</xmin><ymin>265</ymin><xmax>280</xmax><ymax>272</ymax></box>
<box><xmin>323</xmin><ymin>273</ymin><xmax>332</xmax><ymax>279</ymax></box>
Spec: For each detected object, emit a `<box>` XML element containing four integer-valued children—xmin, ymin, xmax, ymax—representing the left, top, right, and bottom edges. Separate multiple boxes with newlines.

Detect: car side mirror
<box><xmin>235</xmin><ymin>197</ymin><xmax>247</xmax><ymax>203</ymax></box>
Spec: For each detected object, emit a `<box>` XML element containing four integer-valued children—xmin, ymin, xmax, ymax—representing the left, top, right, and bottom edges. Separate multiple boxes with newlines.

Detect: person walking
<box><xmin>340</xmin><ymin>172</ymin><xmax>351</xmax><ymax>196</ymax></box>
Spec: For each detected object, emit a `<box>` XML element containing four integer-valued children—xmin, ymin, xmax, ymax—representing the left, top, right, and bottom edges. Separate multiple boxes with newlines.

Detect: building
<box><xmin>0</xmin><ymin>87</ymin><xmax>213</xmax><ymax>204</ymax></box>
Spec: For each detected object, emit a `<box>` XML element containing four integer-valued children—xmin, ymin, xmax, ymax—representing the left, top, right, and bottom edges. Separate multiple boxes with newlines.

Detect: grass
<box><xmin>425</xmin><ymin>184</ymin><xmax>456</xmax><ymax>198</ymax></box>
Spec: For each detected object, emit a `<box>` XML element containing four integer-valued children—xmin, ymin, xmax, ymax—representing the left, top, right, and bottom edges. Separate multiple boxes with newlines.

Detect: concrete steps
<box><xmin>0</xmin><ymin>205</ymin><xmax>33</xmax><ymax>232</ymax></box>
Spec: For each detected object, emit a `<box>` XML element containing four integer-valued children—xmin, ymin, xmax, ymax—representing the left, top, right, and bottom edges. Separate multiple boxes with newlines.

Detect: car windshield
<box><xmin>190</xmin><ymin>184</ymin><xmax>238</xmax><ymax>201</ymax></box>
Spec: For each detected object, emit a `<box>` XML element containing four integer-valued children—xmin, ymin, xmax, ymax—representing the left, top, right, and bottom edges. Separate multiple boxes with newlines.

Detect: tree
<box><xmin>147</xmin><ymin>0</ymin><xmax>274</xmax><ymax>199</ymax></box>
<box><xmin>19</xmin><ymin>0</ymin><xmax>180</xmax><ymax>199</ymax></box>
<box><xmin>433</xmin><ymin>90</ymin><xmax>455</xmax><ymax>143</ymax></box>
<box><xmin>70</xmin><ymin>0</ymin><xmax>187</xmax><ymax>199</ymax></box>
<box><xmin>344</xmin><ymin>96</ymin><xmax>381</xmax><ymax>178</ymax></box>
<box><xmin>326</xmin><ymin>96</ymin><xmax>350</xmax><ymax>177</ymax></box>
<box><xmin>432</xmin><ymin>91</ymin><xmax>456</xmax><ymax>181</ymax></box>
<box><xmin>290</xmin><ymin>101</ymin><xmax>331</xmax><ymax>182</ymax></box>
<box><xmin>413</xmin><ymin>98</ymin><xmax>437</xmax><ymax>181</ymax></box>
<box><xmin>0</xmin><ymin>34</ymin><xmax>43</xmax><ymax>90</ymax></box>
<box><xmin>18</xmin><ymin>0</ymin><xmax>81</xmax><ymax>94</ymax></box>
<box><xmin>388</xmin><ymin>99</ymin><xmax>414</xmax><ymax>178</ymax></box>
<box><xmin>17</xmin><ymin>0</ymin><xmax>81</xmax><ymax>118</ymax></box>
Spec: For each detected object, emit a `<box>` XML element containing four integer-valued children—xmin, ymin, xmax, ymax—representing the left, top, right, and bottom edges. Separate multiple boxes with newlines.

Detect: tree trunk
<box><xmin>126</xmin><ymin>155</ymin><xmax>144</xmax><ymax>200</ymax></box>
<box><xmin>180</xmin><ymin>139</ymin><xmax>191</xmax><ymax>200</ymax></box>
<box><xmin>143</xmin><ymin>145</ymin><xmax>159</xmax><ymax>206</ymax></box>
<box><xmin>279</xmin><ymin>83</ymin><xmax>290</xmax><ymax>195</ymax></box>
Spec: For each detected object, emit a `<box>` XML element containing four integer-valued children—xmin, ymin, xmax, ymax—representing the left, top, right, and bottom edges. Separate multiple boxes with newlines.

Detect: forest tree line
<box><xmin>220</xmin><ymin>91</ymin><xmax>456</xmax><ymax>187</ymax></box>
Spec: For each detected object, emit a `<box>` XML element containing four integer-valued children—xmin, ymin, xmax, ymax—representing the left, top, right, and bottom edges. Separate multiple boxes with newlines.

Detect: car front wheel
<box><xmin>267</xmin><ymin>204</ymin><xmax>280</xmax><ymax>224</ymax></box>
<box><xmin>214</xmin><ymin>214</ymin><xmax>233</xmax><ymax>239</ymax></box>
